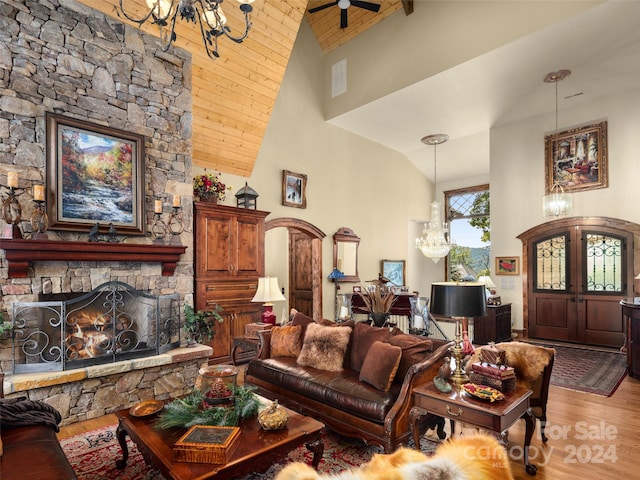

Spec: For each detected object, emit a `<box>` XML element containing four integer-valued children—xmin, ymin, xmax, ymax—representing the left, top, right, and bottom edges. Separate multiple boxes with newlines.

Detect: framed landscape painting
<box><xmin>545</xmin><ymin>121</ymin><xmax>608</xmax><ymax>194</ymax></box>
<box><xmin>46</xmin><ymin>113</ymin><xmax>146</xmax><ymax>235</ymax></box>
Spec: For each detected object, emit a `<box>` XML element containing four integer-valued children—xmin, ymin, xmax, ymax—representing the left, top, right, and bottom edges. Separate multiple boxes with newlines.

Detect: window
<box><xmin>444</xmin><ymin>185</ymin><xmax>490</xmax><ymax>281</ymax></box>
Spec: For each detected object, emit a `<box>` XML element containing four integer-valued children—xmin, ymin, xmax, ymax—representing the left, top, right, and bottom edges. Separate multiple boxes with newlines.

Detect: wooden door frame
<box><xmin>265</xmin><ymin>218</ymin><xmax>325</xmax><ymax>321</ymax></box>
<box><xmin>518</xmin><ymin>216</ymin><xmax>639</xmax><ymax>337</ymax></box>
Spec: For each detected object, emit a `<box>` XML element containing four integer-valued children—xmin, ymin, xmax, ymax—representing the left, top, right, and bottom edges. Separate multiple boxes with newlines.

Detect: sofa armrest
<box><xmin>383</xmin><ymin>340</ymin><xmax>453</xmax><ymax>431</ymax></box>
<box><xmin>255</xmin><ymin>330</ymin><xmax>272</xmax><ymax>359</ymax></box>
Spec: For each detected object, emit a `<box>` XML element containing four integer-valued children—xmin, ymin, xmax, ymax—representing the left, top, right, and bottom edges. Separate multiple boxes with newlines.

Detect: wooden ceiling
<box><xmin>77</xmin><ymin>1</ymin><xmax>409</xmax><ymax>177</ymax></box>
<box><xmin>305</xmin><ymin>0</ymin><xmax>405</xmax><ymax>53</ymax></box>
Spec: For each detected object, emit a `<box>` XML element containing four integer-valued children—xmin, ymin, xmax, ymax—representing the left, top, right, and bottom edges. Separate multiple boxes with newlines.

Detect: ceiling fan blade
<box><xmin>350</xmin><ymin>0</ymin><xmax>381</xmax><ymax>12</ymax></box>
<box><xmin>340</xmin><ymin>8</ymin><xmax>348</xmax><ymax>28</ymax></box>
<box><xmin>309</xmin><ymin>1</ymin><xmax>338</xmax><ymax>14</ymax></box>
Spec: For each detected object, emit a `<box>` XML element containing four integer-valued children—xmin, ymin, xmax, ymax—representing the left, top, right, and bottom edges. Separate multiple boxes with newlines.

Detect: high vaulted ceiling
<box><xmin>80</xmin><ymin>0</ymin><xmax>308</xmax><ymax>177</ymax></box>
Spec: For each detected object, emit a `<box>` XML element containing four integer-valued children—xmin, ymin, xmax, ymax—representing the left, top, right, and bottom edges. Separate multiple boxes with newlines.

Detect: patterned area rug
<box><xmin>61</xmin><ymin>424</ymin><xmax>441</xmax><ymax>480</ymax></box>
<box><xmin>536</xmin><ymin>342</ymin><xmax>627</xmax><ymax>396</ymax></box>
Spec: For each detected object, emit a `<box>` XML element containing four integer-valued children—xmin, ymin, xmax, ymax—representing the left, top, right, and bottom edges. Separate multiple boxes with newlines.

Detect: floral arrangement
<box><xmin>193</xmin><ymin>171</ymin><xmax>231</xmax><ymax>201</ymax></box>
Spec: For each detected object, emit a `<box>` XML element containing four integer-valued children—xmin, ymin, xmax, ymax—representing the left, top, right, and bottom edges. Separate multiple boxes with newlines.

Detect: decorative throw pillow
<box><xmin>388</xmin><ymin>334</ymin><xmax>433</xmax><ymax>382</ymax></box>
<box><xmin>359</xmin><ymin>341</ymin><xmax>402</xmax><ymax>392</ymax></box>
<box><xmin>349</xmin><ymin>322</ymin><xmax>394</xmax><ymax>372</ymax></box>
<box><xmin>290</xmin><ymin>310</ymin><xmax>316</xmax><ymax>341</ymax></box>
<box><xmin>270</xmin><ymin>325</ymin><xmax>303</xmax><ymax>357</ymax></box>
<box><xmin>296</xmin><ymin>322</ymin><xmax>352</xmax><ymax>372</ymax></box>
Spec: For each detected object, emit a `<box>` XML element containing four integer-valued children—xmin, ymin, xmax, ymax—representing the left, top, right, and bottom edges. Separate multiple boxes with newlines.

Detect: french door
<box><xmin>520</xmin><ymin>219</ymin><xmax>634</xmax><ymax>348</ymax></box>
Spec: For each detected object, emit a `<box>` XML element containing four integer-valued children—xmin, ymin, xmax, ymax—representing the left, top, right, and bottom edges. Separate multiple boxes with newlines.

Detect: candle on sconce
<box><xmin>154</xmin><ymin>199</ymin><xmax>162</xmax><ymax>214</ymax></box>
<box><xmin>33</xmin><ymin>185</ymin><xmax>45</xmax><ymax>201</ymax></box>
<box><xmin>173</xmin><ymin>195</ymin><xmax>181</xmax><ymax>207</ymax></box>
<box><xmin>7</xmin><ymin>172</ymin><xmax>18</xmax><ymax>188</ymax></box>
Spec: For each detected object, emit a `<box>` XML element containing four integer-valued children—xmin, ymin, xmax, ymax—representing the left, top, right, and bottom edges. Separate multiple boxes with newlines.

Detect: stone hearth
<box><xmin>2</xmin><ymin>344</ymin><xmax>211</xmax><ymax>426</ymax></box>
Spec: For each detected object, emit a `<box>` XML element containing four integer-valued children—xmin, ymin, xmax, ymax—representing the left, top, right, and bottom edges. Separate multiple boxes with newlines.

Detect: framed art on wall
<box><xmin>46</xmin><ymin>113</ymin><xmax>146</xmax><ymax>235</ymax></box>
<box><xmin>496</xmin><ymin>256</ymin><xmax>519</xmax><ymax>275</ymax></box>
<box><xmin>381</xmin><ymin>259</ymin><xmax>406</xmax><ymax>287</ymax></box>
<box><xmin>282</xmin><ymin>170</ymin><xmax>307</xmax><ymax>209</ymax></box>
<box><xmin>545</xmin><ymin>121</ymin><xmax>608</xmax><ymax>194</ymax></box>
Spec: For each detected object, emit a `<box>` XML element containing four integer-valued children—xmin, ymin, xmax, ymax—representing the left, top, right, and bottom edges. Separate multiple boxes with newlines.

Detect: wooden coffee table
<box><xmin>115</xmin><ymin>401</ymin><xmax>325</xmax><ymax>480</ymax></box>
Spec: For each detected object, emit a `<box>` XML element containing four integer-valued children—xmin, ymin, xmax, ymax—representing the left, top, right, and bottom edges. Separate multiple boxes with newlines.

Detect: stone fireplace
<box><xmin>12</xmin><ymin>281</ymin><xmax>180</xmax><ymax>373</ymax></box>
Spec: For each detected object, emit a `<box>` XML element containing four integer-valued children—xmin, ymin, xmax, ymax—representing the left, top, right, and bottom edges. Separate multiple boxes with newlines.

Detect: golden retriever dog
<box><xmin>275</xmin><ymin>433</ymin><xmax>514</xmax><ymax>480</ymax></box>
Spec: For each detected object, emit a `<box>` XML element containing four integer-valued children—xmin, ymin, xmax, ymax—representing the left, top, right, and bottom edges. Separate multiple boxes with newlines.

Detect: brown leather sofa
<box><xmin>0</xmin><ymin>373</ymin><xmax>77</xmax><ymax>480</ymax></box>
<box><xmin>245</xmin><ymin>320</ymin><xmax>452</xmax><ymax>453</ymax></box>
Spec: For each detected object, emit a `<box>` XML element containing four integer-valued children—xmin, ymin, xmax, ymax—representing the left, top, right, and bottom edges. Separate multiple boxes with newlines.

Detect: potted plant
<box><xmin>193</xmin><ymin>171</ymin><xmax>231</xmax><ymax>203</ymax></box>
<box><xmin>357</xmin><ymin>284</ymin><xmax>396</xmax><ymax>327</ymax></box>
<box><xmin>183</xmin><ymin>304</ymin><xmax>224</xmax><ymax>346</ymax></box>
<box><xmin>0</xmin><ymin>311</ymin><xmax>13</xmax><ymax>340</ymax></box>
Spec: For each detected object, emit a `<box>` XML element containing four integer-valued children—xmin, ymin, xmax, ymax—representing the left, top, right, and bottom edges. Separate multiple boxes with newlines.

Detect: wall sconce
<box><xmin>168</xmin><ymin>195</ymin><xmax>184</xmax><ymax>245</ymax></box>
<box><xmin>151</xmin><ymin>199</ymin><xmax>167</xmax><ymax>244</ymax></box>
<box><xmin>2</xmin><ymin>172</ymin><xmax>24</xmax><ymax>239</ymax></box>
<box><xmin>30</xmin><ymin>185</ymin><xmax>49</xmax><ymax>240</ymax></box>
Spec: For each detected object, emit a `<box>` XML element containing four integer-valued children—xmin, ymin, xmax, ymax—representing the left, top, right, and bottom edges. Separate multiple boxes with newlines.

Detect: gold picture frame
<box><xmin>545</xmin><ymin>121</ymin><xmax>608</xmax><ymax>194</ymax></box>
<box><xmin>496</xmin><ymin>256</ymin><xmax>519</xmax><ymax>276</ymax></box>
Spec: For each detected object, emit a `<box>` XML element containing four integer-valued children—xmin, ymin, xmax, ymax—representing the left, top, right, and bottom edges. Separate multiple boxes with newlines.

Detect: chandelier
<box><xmin>118</xmin><ymin>0</ymin><xmax>254</xmax><ymax>60</ymax></box>
<box><xmin>543</xmin><ymin>69</ymin><xmax>572</xmax><ymax>218</ymax></box>
<box><xmin>416</xmin><ymin>134</ymin><xmax>453</xmax><ymax>263</ymax></box>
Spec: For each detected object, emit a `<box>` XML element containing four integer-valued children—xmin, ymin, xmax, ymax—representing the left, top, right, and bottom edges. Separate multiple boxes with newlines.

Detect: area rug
<box><xmin>61</xmin><ymin>424</ymin><xmax>440</xmax><ymax>480</ymax></box>
<box><xmin>531</xmin><ymin>341</ymin><xmax>627</xmax><ymax>396</ymax></box>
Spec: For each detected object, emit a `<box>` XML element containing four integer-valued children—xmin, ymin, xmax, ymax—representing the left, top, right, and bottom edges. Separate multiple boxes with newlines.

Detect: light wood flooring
<box><xmin>59</xmin><ymin>369</ymin><xmax>640</xmax><ymax>479</ymax></box>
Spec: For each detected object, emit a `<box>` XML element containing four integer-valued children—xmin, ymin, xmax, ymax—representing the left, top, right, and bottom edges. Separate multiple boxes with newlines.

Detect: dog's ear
<box><xmin>275</xmin><ymin>462</ymin><xmax>321</xmax><ymax>480</ymax></box>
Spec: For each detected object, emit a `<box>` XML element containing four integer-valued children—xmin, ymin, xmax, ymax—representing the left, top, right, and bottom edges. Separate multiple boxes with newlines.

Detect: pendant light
<box><xmin>416</xmin><ymin>134</ymin><xmax>453</xmax><ymax>263</ymax></box>
<box><xmin>543</xmin><ymin>69</ymin><xmax>573</xmax><ymax>218</ymax></box>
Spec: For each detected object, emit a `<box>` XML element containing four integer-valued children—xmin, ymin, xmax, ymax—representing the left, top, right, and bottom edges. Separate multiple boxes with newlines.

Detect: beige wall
<box><xmin>195</xmin><ymin>22</ymin><xmax>435</xmax><ymax>319</ymax></box>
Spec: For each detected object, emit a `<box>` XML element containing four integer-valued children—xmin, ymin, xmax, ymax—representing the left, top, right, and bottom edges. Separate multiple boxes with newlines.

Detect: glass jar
<box><xmin>198</xmin><ymin>365</ymin><xmax>238</xmax><ymax>406</ymax></box>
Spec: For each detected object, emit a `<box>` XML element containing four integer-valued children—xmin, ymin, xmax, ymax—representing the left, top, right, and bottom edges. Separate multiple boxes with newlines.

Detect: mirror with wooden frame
<box><xmin>333</xmin><ymin>227</ymin><xmax>360</xmax><ymax>283</ymax></box>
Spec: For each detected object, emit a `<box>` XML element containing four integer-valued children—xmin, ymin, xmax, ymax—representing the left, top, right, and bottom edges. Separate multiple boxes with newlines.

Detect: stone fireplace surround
<box><xmin>0</xmin><ymin>0</ymin><xmax>197</xmax><ymax>425</ymax></box>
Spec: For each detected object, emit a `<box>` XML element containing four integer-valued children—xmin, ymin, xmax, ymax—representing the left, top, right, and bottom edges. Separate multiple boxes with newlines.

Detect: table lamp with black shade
<box><xmin>430</xmin><ymin>282</ymin><xmax>487</xmax><ymax>386</ymax></box>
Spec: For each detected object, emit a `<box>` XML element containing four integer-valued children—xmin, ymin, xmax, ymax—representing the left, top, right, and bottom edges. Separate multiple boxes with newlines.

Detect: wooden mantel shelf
<box><xmin>0</xmin><ymin>239</ymin><xmax>187</xmax><ymax>278</ymax></box>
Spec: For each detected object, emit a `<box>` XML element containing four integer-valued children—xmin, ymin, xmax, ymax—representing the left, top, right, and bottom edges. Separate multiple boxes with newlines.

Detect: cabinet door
<box><xmin>195</xmin><ymin>204</ymin><xmax>267</xmax><ymax>280</ymax></box>
<box><xmin>206</xmin><ymin>303</ymin><xmax>263</xmax><ymax>363</ymax></box>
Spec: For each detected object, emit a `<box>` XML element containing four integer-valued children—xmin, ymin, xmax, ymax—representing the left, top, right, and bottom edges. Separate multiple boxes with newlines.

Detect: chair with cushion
<box><xmin>466</xmin><ymin>342</ymin><xmax>555</xmax><ymax>442</ymax></box>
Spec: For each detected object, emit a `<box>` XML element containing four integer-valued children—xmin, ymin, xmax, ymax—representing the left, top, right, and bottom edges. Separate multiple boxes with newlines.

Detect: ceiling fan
<box><xmin>309</xmin><ymin>0</ymin><xmax>381</xmax><ymax>29</ymax></box>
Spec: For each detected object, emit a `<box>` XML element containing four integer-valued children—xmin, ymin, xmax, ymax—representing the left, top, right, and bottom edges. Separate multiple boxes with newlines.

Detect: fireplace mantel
<box><xmin>0</xmin><ymin>239</ymin><xmax>187</xmax><ymax>278</ymax></box>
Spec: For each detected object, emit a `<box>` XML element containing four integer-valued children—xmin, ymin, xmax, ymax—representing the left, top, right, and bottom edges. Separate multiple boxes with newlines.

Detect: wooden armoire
<box><xmin>194</xmin><ymin>202</ymin><xmax>269</xmax><ymax>364</ymax></box>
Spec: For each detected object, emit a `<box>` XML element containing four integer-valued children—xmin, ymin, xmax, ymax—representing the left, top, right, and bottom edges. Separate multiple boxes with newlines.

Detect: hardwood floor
<box><xmin>59</xmin><ymin>373</ymin><xmax>640</xmax><ymax>478</ymax></box>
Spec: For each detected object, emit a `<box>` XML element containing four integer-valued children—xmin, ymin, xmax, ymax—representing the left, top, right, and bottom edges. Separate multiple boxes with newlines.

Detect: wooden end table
<box><xmin>115</xmin><ymin>401</ymin><xmax>324</xmax><ymax>480</ymax></box>
<box><xmin>411</xmin><ymin>383</ymin><xmax>537</xmax><ymax>475</ymax></box>
<box><xmin>231</xmin><ymin>336</ymin><xmax>261</xmax><ymax>365</ymax></box>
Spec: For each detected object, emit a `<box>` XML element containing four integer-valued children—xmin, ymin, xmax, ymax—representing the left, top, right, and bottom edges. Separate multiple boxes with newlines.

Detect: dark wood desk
<box><xmin>474</xmin><ymin>303</ymin><xmax>512</xmax><ymax>344</ymax></box>
<box><xmin>621</xmin><ymin>298</ymin><xmax>640</xmax><ymax>377</ymax></box>
<box><xmin>115</xmin><ymin>401</ymin><xmax>324</xmax><ymax>480</ymax></box>
<box><xmin>411</xmin><ymin>383</ymin><xmax>537</xmax><ymax>475</ymax></box>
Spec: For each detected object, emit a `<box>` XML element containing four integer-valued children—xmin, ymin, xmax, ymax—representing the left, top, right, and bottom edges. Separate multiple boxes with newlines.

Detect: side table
<box><xmin>231</xmin><ymin>336</ymin><xmax>261</xmax><ymax>365</ymax></box>
<box><xmin>410</xmin><ymin>382</ymin><xmax>537</xmax><ymax>475</ymax></box>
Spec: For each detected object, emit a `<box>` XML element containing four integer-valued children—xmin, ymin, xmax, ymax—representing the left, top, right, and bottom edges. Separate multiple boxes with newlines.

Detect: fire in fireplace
<box><xmin>11</xmin><ymin>281</ymin><xmax>180</xmax><ymax>373</ymax></box>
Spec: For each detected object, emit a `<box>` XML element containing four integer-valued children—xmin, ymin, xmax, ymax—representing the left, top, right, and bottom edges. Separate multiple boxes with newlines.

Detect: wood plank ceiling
<box><xmin>77</xmin><ymin>1</ymin><xmax>407</xmax><ymax>177</ymax></box>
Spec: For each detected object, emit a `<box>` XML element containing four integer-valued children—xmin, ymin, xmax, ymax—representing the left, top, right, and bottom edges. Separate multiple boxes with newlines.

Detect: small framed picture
<box><xmin>352</xmin><ymin>285</ymin><xmax>362</xmax><ymax>293</ymax></box>
<box><xmin>381</xmin><ymin>259</ymin><xmax>405</xmax><ymax>287</ymax></box>
<box><xmin>496</xmin><ymin>256</ymin><xmax>519</xmax><ymax>275</ymax></box>
<box><xmin>282</xmin><ymin>170</ymin><xmax>307</xmax><ymax>208</ymax></box>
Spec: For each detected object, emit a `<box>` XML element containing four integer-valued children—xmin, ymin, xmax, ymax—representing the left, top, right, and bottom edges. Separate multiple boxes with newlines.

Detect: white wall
<box><xmin>491</xmin><ymin>85</ymin><xmax>640</xmax><ymax>330</ymax></box>
<box><xmin>195</xmin><ymin>22</ymin><xmax>434</xmax><ymax>320</ymax></box>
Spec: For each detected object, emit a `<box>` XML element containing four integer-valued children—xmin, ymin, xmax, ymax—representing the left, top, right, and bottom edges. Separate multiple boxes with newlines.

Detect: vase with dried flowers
<box><xmin>193</xmin><ymin>171</ymin><xmax>231</xmax><ymax>203</ymax></box>
<box><xmin>357</xmin><ymin>285</ymin><xmax>396</xmax><ymax>327</ymax></box>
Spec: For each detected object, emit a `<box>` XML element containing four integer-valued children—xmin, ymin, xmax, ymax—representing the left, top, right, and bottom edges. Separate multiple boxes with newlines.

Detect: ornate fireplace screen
<box><xmin>11</xmin><ymin>281</ymin><xmax>180</xmax><ymax>373</ymax></box>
